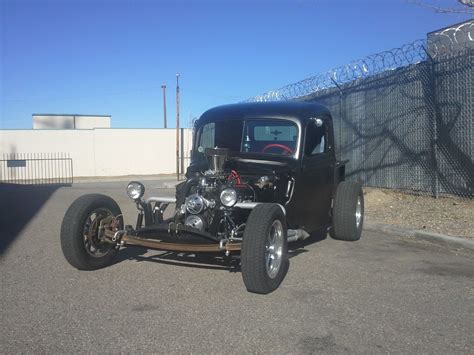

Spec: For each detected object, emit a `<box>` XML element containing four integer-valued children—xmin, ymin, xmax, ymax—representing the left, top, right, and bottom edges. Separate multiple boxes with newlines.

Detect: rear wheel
<box><xmin>60</xmin><ymin>194</ymin><xmax>123</xmax><ymax>270</ymax></box>
<box><xmin>241</xmin><ymin>204</ymin><xmax>289</xmax><ymax>294</ymax></box>
<box><xmin>330</xmin><ymin>182</ymin><xmax>364</xmax><ymax>241</ymax></box>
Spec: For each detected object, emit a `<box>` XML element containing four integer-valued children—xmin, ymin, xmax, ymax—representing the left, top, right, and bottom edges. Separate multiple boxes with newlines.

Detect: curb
<box><xmin>364</xmin><ymin>221</ymin><xmax>474</xmax><ymax>251</ymax></box>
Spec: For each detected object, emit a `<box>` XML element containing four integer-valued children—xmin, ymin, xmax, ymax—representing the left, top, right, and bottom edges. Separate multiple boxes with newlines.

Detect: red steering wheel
<box><xmin>261</xmin><ymin>143</ymin><xmax>293</xmax><ymax>155</ymax></box>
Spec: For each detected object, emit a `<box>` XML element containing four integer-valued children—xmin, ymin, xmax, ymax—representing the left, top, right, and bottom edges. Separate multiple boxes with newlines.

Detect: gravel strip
<box><xmin>364</xmin><ymin>187</ymin><xmax>473</xmax><ymax>239</ymax></box>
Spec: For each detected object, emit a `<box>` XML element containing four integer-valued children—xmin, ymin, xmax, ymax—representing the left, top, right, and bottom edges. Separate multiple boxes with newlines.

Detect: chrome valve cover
<box><xmin>185</xmin><ymin>194</ymin><xmax>205</xmax><ymax>214</ymax></box>
<box><xmin>185</xmin><ymin>215</ymin><xmax>205</xmax><ymax>231</ymax></box>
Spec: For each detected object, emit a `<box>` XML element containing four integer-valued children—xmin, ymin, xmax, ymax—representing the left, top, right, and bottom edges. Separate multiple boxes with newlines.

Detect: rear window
<box><xmin>242</xmin><ymin>120</ymin><xmax>298</xmax><ymax>156</ymax></box>
<box><xmin>253</xmin><ymin>125</ymin><xmax>298</xmax><ymax>142</ymax></box>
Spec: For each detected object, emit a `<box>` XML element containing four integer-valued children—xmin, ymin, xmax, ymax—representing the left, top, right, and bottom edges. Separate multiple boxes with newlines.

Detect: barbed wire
<box><xmin>248</xmin><ymin>20</ymin><xmax>473</xmax><ymax>103</ymax></box>
<box><xmin>248</xmin><ymin>40</ymin><xmax>427</xmax><ymax>102</ymax></box>
<box><xmin>427</xmin><ymin>20</ymin><xmax>473</xmax><ymax>57</ymax></box>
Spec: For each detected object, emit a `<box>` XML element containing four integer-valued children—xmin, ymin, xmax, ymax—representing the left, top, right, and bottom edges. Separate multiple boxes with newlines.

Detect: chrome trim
<box><xmin>234</xmin><ymin>202</ymin><xmax>286</xmax><ymax>216</ymax></box>
<box><xmin>285</xmin><ymin>178</ymin><xmax>295</xmax><ymax>206</ymax></box>
<box><xmin>146</xmin><ymin>197</ymin><xmax>177</xmax><ymax>204</ymax></box>
<box><xmin>185</xmin><ymin>194</ymin><xmax>206</xmax><ymax>214</ymax></box>
<box><xmin>112</xmin><ymin>230</ymin><xmax>126</xmax><ymax>242</ymax></box>
<box><xmin>265</xmin><ymin>220</ymin><xmax>284</xmax><ymax>279</ymax></box>
<box><xmin>219</xmin><ymin>238</ymin><xmax>228</xmax><ymax>250</ymax></box>
<box><xmin>185</xmin><ymin>215</ymin><xmax>205</xmax><ymax>231</ymax></box>
<box><xmin>233</xmin><ymin>158</ymin><xmax>287</xmax><ymax>166</ymax></box>
<box><xmin>286</xmin><ymin>229</ymin><xmax>310</xmax><ymax>243</ymax></box>
<box><xmin>235</xmin><ymin>202</ymin><xmax>259</xmax><ymax>209</ymax></box>
<box><xmin>355</xmin><ymin>196</ymin><xmax>362</xmax><ymax>229</ymax></box>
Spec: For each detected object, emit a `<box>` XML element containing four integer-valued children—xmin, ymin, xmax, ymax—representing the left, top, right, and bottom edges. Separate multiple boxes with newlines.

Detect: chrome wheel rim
<box><xmin>355</xmin><ymin>196</ymin><xmax>362</xmax><ymax>229</ymax></box>
<box><xmin>83</xmin><ymin>208</ymin><xmax>115</xmax><ymax>257</ymax></box>
<box><xmin>265</xmin><ymin>220</ymin><xmax>284</xmax><ymax>279</ymax></box>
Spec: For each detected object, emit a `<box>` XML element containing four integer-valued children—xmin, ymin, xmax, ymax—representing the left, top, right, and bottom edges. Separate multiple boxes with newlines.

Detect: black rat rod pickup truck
<box><xmin>61</xmin><ymin>102</ymin><xmax>364</xmax><ymax>294</ymax></box>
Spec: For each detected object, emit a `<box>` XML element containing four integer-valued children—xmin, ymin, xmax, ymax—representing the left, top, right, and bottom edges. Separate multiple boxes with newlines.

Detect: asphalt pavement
<box><xmin>1</xmin><ymin>181</ymin><xmax>473</xmax><ymax>353</ymax></box>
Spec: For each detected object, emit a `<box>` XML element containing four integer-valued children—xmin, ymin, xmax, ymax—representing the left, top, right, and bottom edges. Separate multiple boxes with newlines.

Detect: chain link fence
<box><xmin>248</xmin><ymin>20</ymin><xmax>473</xmax><ymax>198</ymax></box>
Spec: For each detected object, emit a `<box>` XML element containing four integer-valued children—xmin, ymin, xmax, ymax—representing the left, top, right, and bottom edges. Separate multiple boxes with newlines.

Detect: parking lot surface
<box><xmin>1</xmin><ymin>181</ymin><xmax>473</xmax><ymax>353</ymax></box>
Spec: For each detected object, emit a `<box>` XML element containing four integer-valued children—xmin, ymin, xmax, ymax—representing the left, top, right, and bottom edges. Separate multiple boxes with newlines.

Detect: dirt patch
<box><xmin>364</xmin><ymin>187</ymin><xmax>473</xmax><ymax>239</ymax></box>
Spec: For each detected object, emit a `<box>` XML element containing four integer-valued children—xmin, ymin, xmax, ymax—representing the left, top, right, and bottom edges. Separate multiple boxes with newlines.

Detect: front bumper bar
<box><xmin>104</xmin><ymin>222</ymin><xmax>241</xmax><ymax>253</ymax></box>
<box><xmin>121</xmin><ymin>235</ymin><xmax>241</xmax><ymax>253</ymax></box>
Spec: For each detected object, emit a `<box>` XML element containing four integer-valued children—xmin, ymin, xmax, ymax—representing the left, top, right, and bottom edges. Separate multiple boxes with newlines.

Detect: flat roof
<box><xmin>32</xmin><ymin>114</ymin><xmax>111</xmax><ymax>117</ymax></box>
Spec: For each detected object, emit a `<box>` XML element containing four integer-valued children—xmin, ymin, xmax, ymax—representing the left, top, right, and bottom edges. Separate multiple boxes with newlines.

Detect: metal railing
<box><xmin>0</xmin><ymin>153</ymin><xmax>73</xmax><ymax>185</ymax></box>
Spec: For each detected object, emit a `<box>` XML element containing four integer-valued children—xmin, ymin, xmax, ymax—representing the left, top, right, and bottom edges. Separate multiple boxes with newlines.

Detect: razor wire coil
<box><xmin>249</xmin><ymin>20</ymin><xmax>472</xmax><ymax>102</ymax></box>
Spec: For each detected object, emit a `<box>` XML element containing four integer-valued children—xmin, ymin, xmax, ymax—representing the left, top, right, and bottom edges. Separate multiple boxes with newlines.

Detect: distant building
<box><xmin>32</xmin><ymin>114</ymin><xmax>111</xmax><ymax>129</ymax></box>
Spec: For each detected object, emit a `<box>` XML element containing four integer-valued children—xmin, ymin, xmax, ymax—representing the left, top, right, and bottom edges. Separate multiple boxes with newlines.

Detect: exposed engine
<box><xmin>174</xmin><ymin>148</ymin><xmax>277</xmax><ymax>241</ymax></box>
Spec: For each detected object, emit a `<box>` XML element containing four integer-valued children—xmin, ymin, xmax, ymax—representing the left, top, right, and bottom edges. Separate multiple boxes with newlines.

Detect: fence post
<box><xmin>422</xmin><ymin>45</ymin><xmax>440</xmax><ymax>198</ymax></box>
<box><xmin>330</xmin><ymin>78</ymin><xmax>345</xmax><ymax>162</ymax></box>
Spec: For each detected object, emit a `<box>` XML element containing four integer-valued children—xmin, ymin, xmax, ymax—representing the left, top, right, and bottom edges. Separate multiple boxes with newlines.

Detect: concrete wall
<box><xmin>0</xmin><ymin>128</ymin><xmax>193</xmax><ymax>178</ymax></box>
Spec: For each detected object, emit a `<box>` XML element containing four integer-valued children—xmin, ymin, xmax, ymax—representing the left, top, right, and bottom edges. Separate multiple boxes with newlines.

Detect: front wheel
<box><xmin>241</xmin><ymin>204</ymin><xmax>289</xmax><ymax>294</ymax></box>
<box><xmin>60</xmin><ymin>194</ymin><xmax>123</xmax><ymax>270</ymax></box>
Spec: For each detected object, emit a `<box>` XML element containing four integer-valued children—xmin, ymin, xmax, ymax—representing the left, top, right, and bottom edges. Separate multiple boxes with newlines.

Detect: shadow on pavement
<box><xmin>115</xmin><ymin>246</ymin><xmax>240</xmax><ymax>272</ymax></box>
<box><xmin>0</xmin><ymin>183</ymin><xmax>61</xmax><ymax>255</ymax></box>
<box><xmin>114</xmin><ymin>229</ymin><xmax>328</xmax><ymax>271</ymax></box>
<box><xmin>288</xmin><ymin>229</ymin><xmax>328</xmax><ymax>259</ymax></box>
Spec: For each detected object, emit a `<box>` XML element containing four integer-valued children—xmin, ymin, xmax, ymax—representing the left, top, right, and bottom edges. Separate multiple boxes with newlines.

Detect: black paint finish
<box><xmin>188</xmin><ymin>102</ymin><xmax>344</xmax><ymax>232</ymax></box>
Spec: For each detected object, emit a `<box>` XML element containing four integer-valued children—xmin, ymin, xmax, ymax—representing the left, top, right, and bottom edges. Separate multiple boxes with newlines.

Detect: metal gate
<box><xmin>0</xmin><ymin>153</ymin><xmax>73</xmax><ymax>185</ymax></box>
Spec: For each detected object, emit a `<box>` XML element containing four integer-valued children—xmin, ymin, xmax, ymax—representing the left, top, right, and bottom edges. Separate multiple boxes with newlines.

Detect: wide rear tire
<box><xmin>331</xmin><ymin>182</ymin><xmax>364</xmax><ymax>241</ymax></box>
<box><xmin>60</xmin><ymin>194</ymin><xmax>122</xmax><ymax>270</ymax></box>
<box><xmin>241</xmin><ymin>204</ymin><xmax>289</xmax><ymax>294</ymax></box>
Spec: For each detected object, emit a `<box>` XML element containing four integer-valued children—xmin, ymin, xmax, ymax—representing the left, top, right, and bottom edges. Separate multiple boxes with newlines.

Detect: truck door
<box><xmin>292</xmin><ymin>119</ymin><xmax>335</xmax><ymax>232</ymax></box>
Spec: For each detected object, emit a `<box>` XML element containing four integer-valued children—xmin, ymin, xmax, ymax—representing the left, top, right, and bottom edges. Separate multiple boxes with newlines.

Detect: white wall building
<box><xmin>0</xmin><ymin>128</ymin><xmax>193</xmax><ymax>179</ymax></box>
<box><xmin>32</xmin><ymin>114</ymin><xmax>111</xmax><ymax>130</ymax></box>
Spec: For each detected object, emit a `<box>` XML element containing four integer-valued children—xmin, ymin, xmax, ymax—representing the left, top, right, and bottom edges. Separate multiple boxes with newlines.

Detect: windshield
<box><xmin>196</xmin><ymin>118</ymin><xmax>298</xmax><ymax>157</ymax></box>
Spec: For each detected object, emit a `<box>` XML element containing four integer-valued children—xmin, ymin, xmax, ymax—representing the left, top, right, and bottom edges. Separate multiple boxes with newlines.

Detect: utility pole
<box><xmin>161</xmin><ymin>84</ymin><xmax>167</xmax><ymax>128</ymax></box>
<box><xmin>176</xmin><ymin>73</ymin><xmax>180</xmax><ymax>180</ymax></box>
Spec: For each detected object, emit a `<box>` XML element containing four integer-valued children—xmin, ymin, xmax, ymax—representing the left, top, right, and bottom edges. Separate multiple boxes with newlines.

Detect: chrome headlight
<box><xmin>220</xmin><ymin>188</ymin><xmax>237</xmax><ymax>207</ymax></box>
<box><xmin>126</xmin><ymin>181</ymin><xmax>145</xmax><ymax>200</ymax></box>
<box><xmin>186</xmin><ymin>194</ymin><xmax>205</xmax><ymax>214</ymax></box>
<box><xmin>185</xmin><ymin>215</ymin><xmax>205</xmax><ymax>231</ymax></box>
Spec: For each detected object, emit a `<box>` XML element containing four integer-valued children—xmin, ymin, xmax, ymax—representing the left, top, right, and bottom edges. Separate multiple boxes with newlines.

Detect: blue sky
<box><xmin>0</xmin><ymin>0</ymin><xmax>471</xmax><ymax>129</ymax></box>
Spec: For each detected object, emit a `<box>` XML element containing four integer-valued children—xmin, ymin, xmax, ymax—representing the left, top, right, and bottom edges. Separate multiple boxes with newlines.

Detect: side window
<box><xmin>198</xmin><ymin>122</ymin><xmax>215</xmax><ymax>149</ymax></box>
<box><xmin>305</xmin><ymin>121</ymin><xmax>327</xmax><ymax>156</ymax></box>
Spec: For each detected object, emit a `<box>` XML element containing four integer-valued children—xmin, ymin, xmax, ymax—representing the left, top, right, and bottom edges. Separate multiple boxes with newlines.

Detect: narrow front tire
<box><xmin>60</xmin><ymin>194</ymin><xmax>122</xmax><ymax>270</ymax></box>
<box><xmin>241</xmin><ymin>204</ymin><xmax>289</xmax><ymax>294</ymax></box>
